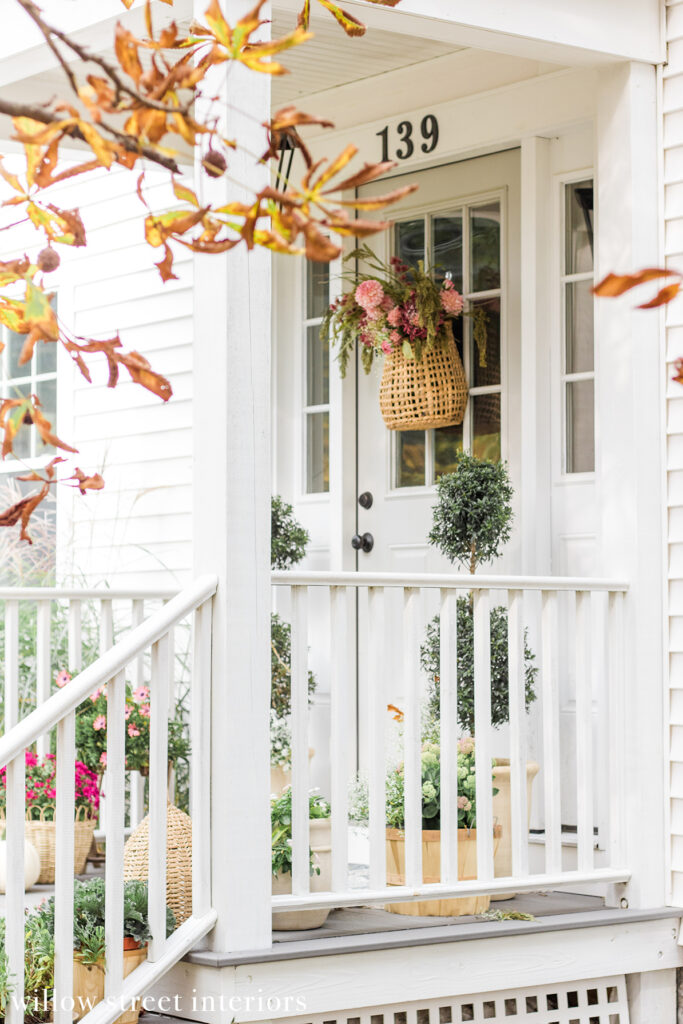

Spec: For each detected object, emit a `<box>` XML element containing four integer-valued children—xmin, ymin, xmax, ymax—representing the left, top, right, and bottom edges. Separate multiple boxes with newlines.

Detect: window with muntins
<box><xmin>303</xmin><ymin>259</ymin><xmax>330</xmax><ymax>494</ymax></box>
<box><xmin>561</xmin><ymin>179</ymin><xmax>595</xmax><ymax>474</ymax></box>
<box><xmin>0</xmin><ymin>322</ymin><xmax>58</xmax><ymax>464</ymax></box>
<box><xmin>392</xmin><ymin>200</ymin><xmax>503</xmax><ymax>489</ymax></box>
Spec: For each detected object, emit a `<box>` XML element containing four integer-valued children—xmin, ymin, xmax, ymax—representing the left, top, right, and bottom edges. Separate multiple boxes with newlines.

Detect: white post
<box><xmin>595</xmin><ymin>62</ymin><xmax>663</xmax><ymax>909</ymax></box>
<box><xmin>192</xmin><ymin>0</ymin><xmax>272</xmax><ymax>952</ymax></box>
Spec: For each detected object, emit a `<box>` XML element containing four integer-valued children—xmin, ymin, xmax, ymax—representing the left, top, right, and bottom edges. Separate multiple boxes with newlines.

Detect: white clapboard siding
<box><xmin>665</xmin><ymin>0</ymin><xmax>683</xmax><ymax>907</ymax></box>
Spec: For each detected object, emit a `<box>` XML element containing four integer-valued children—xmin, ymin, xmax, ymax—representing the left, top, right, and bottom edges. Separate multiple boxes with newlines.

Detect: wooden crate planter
<box><xmin>73</xmin><ymin>944</ymin><xmax>147</xmax><ymax>1024</ymax></box>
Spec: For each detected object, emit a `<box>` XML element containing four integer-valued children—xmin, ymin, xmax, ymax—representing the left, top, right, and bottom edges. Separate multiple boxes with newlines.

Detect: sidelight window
<box><xmin>303</xmin><ymin>259</ymin><xmax>330</xmax><ymax>493</ymax></box>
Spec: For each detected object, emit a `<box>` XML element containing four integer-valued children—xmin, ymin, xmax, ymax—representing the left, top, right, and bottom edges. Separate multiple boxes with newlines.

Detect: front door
<box><xmin>352</xmin><ymin>150</ymin><xmax>521</xmax><ymax>574</ymax></box>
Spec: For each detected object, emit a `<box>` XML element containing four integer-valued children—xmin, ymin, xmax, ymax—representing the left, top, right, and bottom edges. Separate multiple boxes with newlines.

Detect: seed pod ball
<box><xmin>203</xmin><ymin>149</ymin><xmax>227</xmax><ymax>178</ymax></box>
<box><xmin>37</xmin><ymin>247</ymin><xmax>60</xmax><ymax>273</ymax></box>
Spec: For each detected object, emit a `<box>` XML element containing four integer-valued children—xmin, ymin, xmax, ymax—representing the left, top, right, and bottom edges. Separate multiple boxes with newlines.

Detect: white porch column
<box><xmin>595</xmin><ymin>62</ymin><xmax>664</xmax><ymax>908</ymax></box>
<box><xmin>192</xmin><ymin>0</ymin><xmax>272</xmax><ymax>951</ymax></box>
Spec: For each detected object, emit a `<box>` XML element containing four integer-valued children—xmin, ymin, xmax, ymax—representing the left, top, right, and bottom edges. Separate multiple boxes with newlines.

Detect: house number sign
<box><xmin>376</xmin><ymin>115</ymin><xmax>439</xmax><ymax>162</ymax></box>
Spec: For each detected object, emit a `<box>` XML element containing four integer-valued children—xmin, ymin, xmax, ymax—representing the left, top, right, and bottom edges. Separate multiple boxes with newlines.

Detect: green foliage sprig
<box><xmin>271</xmin><ymin>496</ymin><xmax>310</xmax><ymax>571</ymax></box>
<box><xmin>271</xmin><ymin>788</ymin><xmax>331</xmax><ymax>877</ymax></box>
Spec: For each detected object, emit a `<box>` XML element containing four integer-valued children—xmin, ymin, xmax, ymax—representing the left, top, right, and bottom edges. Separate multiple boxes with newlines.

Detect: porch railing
<box><xmin>0</xmin><ymin>575</ymin><xmax>218</xmax><ymax>1024</ymax></box>
<box><xmin>270</xmin><ymin>571</ymin><xmax>630</xmax><ymax>912</ymax></box>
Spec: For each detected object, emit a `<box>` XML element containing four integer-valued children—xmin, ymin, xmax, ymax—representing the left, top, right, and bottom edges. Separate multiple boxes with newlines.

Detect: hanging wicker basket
<box><xmin>379</xmin><ymin>320</ymin><xmax>468</xmax><ymax>431</ymax></box>
<box><xmin>9</xmin><ymin>806</ymin><xmax>97</xmax><ymax>884</ymax></box>
<box><xmin>123</xmin><ymin>803</ymin><xmax>192</xmax><ymax>925</ymax></box>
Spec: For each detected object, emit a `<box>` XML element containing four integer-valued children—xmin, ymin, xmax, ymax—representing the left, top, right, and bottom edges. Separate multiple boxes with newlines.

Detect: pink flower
<box><xmin>441</xmin><ymin>288</ymin><xmax>464</xmax><ymax>315</ymax></box>
<box><xmin>93</xmin><ymin>715</ymin><xmax>106</xmax><ymax>732</ymax></box>
<box><xmin>458</xmin><ymin>795</ymin><xmax>472</xmax><ymax>811</ymax></box>
<box><xmin>132</xmin><ymin>686</ymin><xmax>149</xmax><ymax>705</ymax></box>
<box><xmin>381</xmin><ymin>340</ymin><xmax>393</xmax><ymax>354</ymax></box>
<box><xmin>390</xmin><ymin>330</ymin><xmax>401</xmax><ymax>345</ymax></box>
<box><xmin>26</xmin><ymin>790</ymin><xmax>36</xmax><ymax>801</ymax></box>
<box><xmin>139</xmin><ymin>704</ymin><xmax>151</xmax><ymax>718</ymax></box>
<box><xmin>46</xmin><ymin>788</ymin><xmax>56</xmax><ymax>799</ymax></box>
<box><xmin>90</xmin><ymin>688</ymin><xmax>103</xmax><ymax>703</ymax></box>
<box><xmin>355</xmin><ymin>279</ymin><xmax>384</xmax><ymax>312</ymax></box>
<box><xmin>55</xmin><ymin>670</ymin><xmax>71</xmax><ymax>689</ymax></box>
<box><xmin>387</xmin><ymin>306</ymin><xmax>401</xmax><ymax>327</ymax></box>
<box><xmin>125</xmin><ymin>705</ymin><xmax>133</xmax><ymax>720</ymax></box>
<box><xmin>457</xmin><ymin>736</ymin><xmax>475</xmax><ymax>755</ymax></box>
<box><xmin>99</xmin><ymin>752</ymin><xmax>107</xmax><ymax>767</ymax></box>
<box><xmin>25</xmin><ymin>751</ymin><xmax>38</xmax><ymax>767</ymax></box>
<box><xmin>128</xmin><ymin>724</ymin><xmax>140</xmax><ymax>738</ymax></box>
<box><xmin>365</xmin><ymin>305</ymin><xmax>384</xmax><ymax>322</ymax></box>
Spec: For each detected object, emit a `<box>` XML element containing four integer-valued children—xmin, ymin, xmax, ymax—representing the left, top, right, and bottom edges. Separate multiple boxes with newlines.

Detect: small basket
<box><xmin>20</xmin><ymin>807</ymin><xmax>96</xmax><ymax>884</ymax></box>
<box><xmin>123</xmin><ymin>803</ymin><xmax>192</xmax><ymax>925</ymax></box>
<box><xmin>379</xmin><ymin>320</ymin><xmax>468</xmax><ymax>431</ymax></box>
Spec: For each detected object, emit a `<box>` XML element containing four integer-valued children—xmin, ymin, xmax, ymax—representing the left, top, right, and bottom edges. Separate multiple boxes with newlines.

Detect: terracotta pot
<box><xmin>272</xmin><ymin>817</ymin><xmax>331</xmax><ymax>930</ymax></box>
<box><xmin>73</xmin><ymin>946</ymin><xmax>148</xmax><ymax>1023</ymax></box>
<box><xmin>270</xmin><ymin>748</ymin><xmax>315</xmax><ymax>797</ymax></box>
<box><xmin>385</xmin><ymin>827</ymin><xmax>501</xmax><ymax>917</ymax></box>
<box><xmin>491</xmin><ymin>760</ymin><xmax>540</xmax><ymax>900</ymax></box>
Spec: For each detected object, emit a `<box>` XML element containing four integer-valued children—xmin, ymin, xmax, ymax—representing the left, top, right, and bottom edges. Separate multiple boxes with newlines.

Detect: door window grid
<box><xmin>0</xmin><ymin>323</ymin><xmax>58</xmax><ymax>466</ymax></box>
<box><xmin>393</xmin><ymin>198</ymin><xmax>503</xmax><ymax>490</ymax></box>
<box><xmin>303</xmin><ymin>260</ymin><xmax>330</xmax><ymax>494</ymax></box>
<box><xmin>560</xmin><ymin>178</ymin><xmax>595</xmax><ymax>475</ymax></box>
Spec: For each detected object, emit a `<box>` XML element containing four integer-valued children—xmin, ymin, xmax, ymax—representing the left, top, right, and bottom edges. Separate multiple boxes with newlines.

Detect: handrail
<box><xmin>271</xmin><ymin>570</ymin><xmax>629</xmax><ymax>592</ymax></box>
<box><xmin>0</xmin><ymin>587</ymin><xmax>178</xmax><ymax>600</ymax></box>
<box><xmin>0</xmin><ymin>574</ymin><xmax>218</xmax><ymax>769</ymax></box>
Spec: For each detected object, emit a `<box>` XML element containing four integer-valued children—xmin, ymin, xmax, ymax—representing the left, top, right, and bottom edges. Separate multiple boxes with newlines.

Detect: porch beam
<box><xmin>192</xmin><ymin>0</ymin><xmax>272</xmax><ymax>952</ymax></box>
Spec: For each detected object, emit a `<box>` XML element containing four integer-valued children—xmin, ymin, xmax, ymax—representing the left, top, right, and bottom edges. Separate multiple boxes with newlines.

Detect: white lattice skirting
<box><xmin>275</xmin><ymin>976</ymin><xmax>629</xmax><ymax>1024</ymax></box>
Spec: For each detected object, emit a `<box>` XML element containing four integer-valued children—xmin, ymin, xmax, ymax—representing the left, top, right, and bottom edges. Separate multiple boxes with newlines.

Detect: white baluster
<box><xmin>36</xmin><ymin>601</ymin><xmax>51</xmax><ymax>758</ymax></box>
<box><xmin>129</xmin><ymin>600</ymin><xmax>146</xmax><ymax>828</ymax></box>
<box><xmin>105</xmin><ymin>670</ymin><xmax>126</xmax><ymax>1000</ymax></box>
<box><xmin>541</xmin><ymin>590</ymin><xmax>562</xmax><ymax>873</ymax></box>
<box><xmin>4</xmin><ymin>600</ymin><xmax>19</xmax><ymax>729</ymax></box>
<box><xmin>99</xmin><ymin>600</ymin><xmax>114</xmax><ymax>838</ymax></box>
<box><xmin>507</xmin><ymin>589</ymin><xmax>528</xmax><ymax>878</ymax></box>
<box><xmin>149</xmin><ymin>634</ymin><xmax>170</xmax><ymax>961</ymax></box>
<box><xmin>473</xmin><ymin>589</ymin><xmax>494</xmax><ymax>881</ymax></box>
<box><xmin>68</xmin><ymin>600</ymin><xmax>82</xmax><ymax>675</ymax></box>
<box><xmin>290</xmin><ymin>586</ymin><xmax>310</xmax><ymax>897</ymax></box>
<box><xmin>607</xmin><ymin>590</ymin><xmax>626</xmax><ymax>869</ymax></box>
<box><xmin>575</xmin><ymin>590</ymin><xmax>594</xmax><ymax>872</ymax></box>
<box><xmin>54</xmin><ymin>711</ymin><xmax>75</xmax><ymax>1024</ymax></box>
<box><xmin>439</xmin><ymin>589</ymin><xmax>459</xmax><ymax>885</ymax></box>
<box><xmin>367</xmin><ymin>586</ymin><xmax>386</xmax><ymax>890</ymax></box>
<box><xmin>402</xmin><ymin>587</ymin><xmax>422</xmax><ymax>888</ymax></box>
<box><xmin>329</xmin><ymin>586</ymin><xmax>350</xmax><ymax>893</ymax></box>
<box><xmin>5</xmin><ymin>754</ymin><xmax>25</xmax><ymax>1024</ymax></box>
<box><xmin>191</xmin><ymin>600</ymin><xmax>213</xmax><ymax>917</ymax></box>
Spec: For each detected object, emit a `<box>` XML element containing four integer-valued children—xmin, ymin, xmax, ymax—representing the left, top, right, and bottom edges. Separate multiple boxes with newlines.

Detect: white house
<box><xmin>1</xmin><ymin>2</ymin><xmax>683</xmax><ymax>1024</ymax></box>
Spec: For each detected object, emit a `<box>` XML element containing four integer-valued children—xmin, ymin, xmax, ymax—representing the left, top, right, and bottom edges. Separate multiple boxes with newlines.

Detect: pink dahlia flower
<box><xmin>387</xmin><ymin>306</ymin><xmax>401</xmax><ymax>327</ymax></box>
<box><xmin>355</xmin><ymin>279</ymin><xmax>384</xmax><ymax>311</ymax></box>
<box><xmin>441</xmin><ymin>288</ymin><xmax>464</xmax><ymax>315</ymax></box>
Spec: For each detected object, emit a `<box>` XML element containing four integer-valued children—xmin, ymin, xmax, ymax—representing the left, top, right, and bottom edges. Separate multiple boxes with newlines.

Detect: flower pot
<box><xmin>0</xmin><ymin>838</ymin><xmax>41</xmax><ymax>892</ymax></box>
<box><xmin>385</xmin><ymin>827</ymin><xmax>501</xmax><ymax>917</ymax></box>
<box><xmin>491</xmin><ymin>760</ymin><xmax>540</xmax><ymax>900</ymax></box>
<box><xmin>379</xmin><ymin>321</ymin><xmax>468</xmax><ymax>431</ymax></box>
<box><xmin>22</xmin><ymin>808</ymin><xmax>96</xmax><ymax>884</ymax></box>
<box><xmin>270</xmin><ymin>748</ymin><xmax>315</xmax><ymax>797</ymax></box>
<box><xmin>73</xmin><ymin>945</ymin><xmax>148</xmax><ymax>1023</ymax></box>
<box><xmin>272</xmin><ymin>817</ymin><xmax>332</xmax><ymax>930</ymax></box>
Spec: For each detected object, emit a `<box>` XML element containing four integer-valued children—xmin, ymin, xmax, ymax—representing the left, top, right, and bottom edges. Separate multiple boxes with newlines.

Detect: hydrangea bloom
<box><xmin>354</xmin><ymin>279</ymin><xmax>384</xmax><ymax>311</ymax></box>
<box><xmin>441</xmin><ymin>287</ymin><xmax>464</xmax><ymax>315</ymax></box>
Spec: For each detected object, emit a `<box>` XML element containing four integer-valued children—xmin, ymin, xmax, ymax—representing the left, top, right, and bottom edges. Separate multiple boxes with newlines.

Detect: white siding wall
<box><xmin>665</xmin><ymin>0</ymin><xmax>683</xmax><ymax>907</ymax></box>
<box><xmin>55</xmin><ymin>165</ymin><xmax>194</xmax><ymax>589</ymax></box>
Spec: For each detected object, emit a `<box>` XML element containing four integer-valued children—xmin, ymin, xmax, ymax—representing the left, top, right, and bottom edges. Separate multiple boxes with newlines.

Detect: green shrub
<box><xmin>271</xmin><ymin>496</ymin><xmax>309</xmax><ymax>571</ymax></box>
<box><xmin>271</xmin><ymin>788</ymin><xmax>330</xmax><ymax>876</ymax></box>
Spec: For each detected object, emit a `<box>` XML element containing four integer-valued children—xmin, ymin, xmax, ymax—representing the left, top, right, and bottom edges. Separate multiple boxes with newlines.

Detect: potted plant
<box><xmin>270</xmin><ymin>496</ymin><xmax>317</xmax><ymax>793</ymax></box>
<box><xmin>424</xmin><ymin>452</ymin><xmax>539</xmax><ymax>887</ymax></box>
<box><xmin>0</xmin><ymin>751</ymin><xmax>99</xmax><ymax>884</ymax></box>
<box><xmin>321</xmin><ymin>246</ymin><xmax>485</xmax><ymax>431</ymax></box>
<box><xmin>271</xmin><ymin>789</ymin><xmax>332</xmax><ymax>931</ymax></box>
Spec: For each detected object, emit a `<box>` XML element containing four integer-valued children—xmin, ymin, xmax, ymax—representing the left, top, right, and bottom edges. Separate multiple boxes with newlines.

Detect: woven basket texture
<box><xmin>379</xmin><ymin>320</ymin><xmax>468</xmax><ymax>431</ymax></box>
<box><xmin>123</xmin><ymin>803</ymin><xmax>192</xmax><ymax>925</ymax></box>
<box><xmin>13</xmin><ymin>807</ymin><xmax>96</xmax><ymax>884</ymax></box>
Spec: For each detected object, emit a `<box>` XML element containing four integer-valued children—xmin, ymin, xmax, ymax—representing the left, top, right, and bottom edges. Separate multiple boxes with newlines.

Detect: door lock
<box><xmin>351</xmin><ymin>532</ymin><xmax>374</xmax><ymax>554</ymax></box>
<box><xmin>358</xmin><ymin>491</ymin><xmax>373</xmax><ymax>510</ymax></box>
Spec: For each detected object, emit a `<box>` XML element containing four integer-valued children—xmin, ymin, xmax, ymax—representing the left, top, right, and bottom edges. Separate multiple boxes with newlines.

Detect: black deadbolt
<box><xmin>358</xmin><ymin>491</ymin><xmax>374</xmax><ymax>509</ymax></box>
<box><xmin>351</xmin><ymin>532</ymin><xmax>374</xmax><ymax>554</ymax></box>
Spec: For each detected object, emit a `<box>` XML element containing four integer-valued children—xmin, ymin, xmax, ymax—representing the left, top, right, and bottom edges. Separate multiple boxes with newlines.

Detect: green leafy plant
<box><xmin>272</xmin><ymin>496</ymin><xmax>310</xmax><ymax>571</ymax></box>
<box><xmin>271</xmin><ymin>788</ymin><xmax>330</xmax><ymax>877</ymax></box>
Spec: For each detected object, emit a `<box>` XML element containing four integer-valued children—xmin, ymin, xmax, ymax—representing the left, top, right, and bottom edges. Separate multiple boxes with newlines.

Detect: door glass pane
<box><xmin>36</xmin><ymin>377</ymin><xmax>57</xmax><ymax>429</ymax></box>
<box><xmin>565</xmin><ymin>180</ymin><xmax>593</xmax><ymax>275</ymax></box>
<box><xmin>434</xmin><ymin>423</ymin><xmax>463</xmax><ymax>479</ymax></box>
<box><xmin>565</xmin><ymin>280</ymin><xmax>594</xmax><ymax>374</ymax></box>
<box><xmin>395</xmin><ymin>219</ymin><xmax>425</xmax><ymax>270</ymax></box>
<box><xmin>431</xmin><ymin>214</ymin><xmax>463</xmax><ymax>292</ymax></box>
<box><xmin>306</xmin><ymin>411</ymin><xmax>329</xmax><ymax>493</ymax></box>
<box><xmin>306</xmin><ymin>260</ymin><xmax>329</xmax><ymax>321</ymax></box>
<box><xmin>566</xmin><ymin>380</ymin><xmax>595</xmax><ymax>473</ymax></box>
<box><xmin>471</xmin><ymin>201</ymin><xmax>501</xmax><ymax>292</ymax></box>
<box><xmin>7</xmin><ymin>331</ymin><xmax>31</xmax><ymax>380</ymax></box>
<box><xmin>396</xmin><ymin>430</ymin><xmax>426</xmax><ymax>487</ymax></box>
<box><xmin>472</xmin><ymin>299</ymin><xmax>501</xmax><ymax>388</ymax></box>
<box><xmin>306</xmin><ymin>325</ymin><xmax>329</xmax><ymax>406</ymax></box>
<box><xmin>36</xmin><ymin>340</ymin><xmax>57</xmax><ymax>378</ymax></box>
<box><xmin>472</xmin><ymin>393</ymin><xmax>501</xmax><ymax>462</ymax></box>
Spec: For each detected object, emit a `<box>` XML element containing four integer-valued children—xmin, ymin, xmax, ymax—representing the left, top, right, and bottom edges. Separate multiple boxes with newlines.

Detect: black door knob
<box><xmin>351</xmin><ymin>532</ymin><xmax>374</xmax><ymax>553</ymax></box>
<box><xmin>358</xmin><ymin>491</ymin><xmax>373</xmax><ymax>509</ymax></box>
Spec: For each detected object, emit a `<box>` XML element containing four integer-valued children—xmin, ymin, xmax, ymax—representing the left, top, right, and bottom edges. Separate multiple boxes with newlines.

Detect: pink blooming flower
<box><xmin>441</xmin><ymin>288</ymin><xmax>464</xmax><ymax>315</ymax></box>
<box><xmin>55</xmin><ymin>670</ymin><xmax>71</xmax><ymax>689</ymax></box>
<box><xmin>381</xmin><ymin>340</ymin><xmax>393</xmax><ymax>354</ymax></box>
<box><xmin>125</xmin><ymin>705</ymin><xmax>133</xmax><ymax>720</ymax></box>
<box><xmin>365</xmin><ymin>305</ymin><xmax>384</xmax><ymax>322</ymax></box>
<box><xmin>93</xmin><ymin>715</ymin><xmax>106</xmax><ymax>731</ymax></box>
<box><xmin>128</xmin><ymin>724</ymin><xmax>140</xmax><ymax>738</ymax></box>
<box><xmin>457</xmin><ymin>796</ymin><xmax>472</xmax><ymax>811</ymax></box>
<box><xmin>390</xmin><ymin>330</ymin><xmax>401</xmax><ymax>345</ymax></box>
<box><xmin>355</xmin><ymin>279</ymin><xmax>384</xmax><ymax>312</ymax></box>
<box><xmin>387</xmin><ymin>306</ymin><xmax>401</xmax><ymax>327</ymax></box>
<box><xmin>457</xmin><ymin>736</ymin><xmax>475</xmax><ymax>755</ymax></box>
<box><xmin>139</xmin><ymin>704</ymin><xmax>151</xmax><ymax>718</ymax></box>
<box><xmin>132</xmin><ymin>686</ymin><xmax>149</xmax><ymax>705</ymax></box>
<box><xmin>99</xmin><ymin>752</ymin><xmax>107</xmax><ymax>767</ymax></box>
<box><xmin>46</xmin><ymin>788</ymin><xmax>56</xmax><ymax>800</ymax></box>
<box><xmin>90</xmin><ymin>687</ymin><xmax>103</xmax><ymax>703</ymax></box>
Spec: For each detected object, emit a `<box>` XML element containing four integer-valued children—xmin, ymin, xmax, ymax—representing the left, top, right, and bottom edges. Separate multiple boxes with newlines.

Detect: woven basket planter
<box><xmin>123</xmin><ymin>803</ymin><xmax>192</xmax><ymax>925</ymax></box>
<box><xmin>13</xmin><ymin>807</ymin><xmax>97</xmax><ymax>884</ymax></box>
<box><xmin>379</xmin><ymin>321</ymin><xmax>468</xmax><ymax>431</ymax></box>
